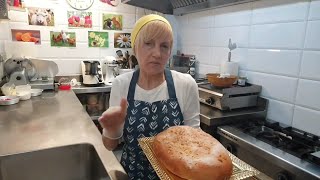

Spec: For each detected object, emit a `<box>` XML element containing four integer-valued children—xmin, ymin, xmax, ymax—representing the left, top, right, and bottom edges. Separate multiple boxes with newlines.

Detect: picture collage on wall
<box><xmin>114</xmin><ymin>33</ymin><xmax>131</xmax><ymax>48</ymax></box>
<box><xmin>68</xmin><ymin>11</ymin><xmax>92</xmax><ymax>28</ymax></box>
<box><xmin>28</xmin><ymin>7</ymin><xmax>55</xmax><ymax>26</ymax></box>
<box><xmin>102</xmin><ymin>13</ymin><xmax>123</xmax><ymax>30</ymax></box>
<box><xmin>88</xmin><ymin>31</ymin><xmax>109</xmax><ymax>48</ymax></box>
<box><xmin>11</xmin><ymin>29</ymin><xmax>41</xmax><ymax>44</ymax></box>
<box><xmin>50</xmin><ymin>31</ymin><xmax>76</xmax><ymax>47</ymax></box>
<box><xmin>10</xmin><ymin>0</ymin><xmax>133</xmax><ymax>49</ymax></box>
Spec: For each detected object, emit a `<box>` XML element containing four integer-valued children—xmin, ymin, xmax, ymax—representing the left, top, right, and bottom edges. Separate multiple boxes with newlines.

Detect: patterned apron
<box><xmin>120</xmin><ymin>69</ymin><xmax>184</xmax><ymax>180</ymax></box>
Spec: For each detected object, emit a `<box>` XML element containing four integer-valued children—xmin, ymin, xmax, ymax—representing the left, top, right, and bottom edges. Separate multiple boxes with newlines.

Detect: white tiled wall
<box><xmin>0</xmin><ymin>21</ymin><xmax>10</xmax><ymax>80</ymax></box>
<box><xmin>0</xmin><ymin>0</ymin><xmax>165</xmax><ymax>76</ymax></box>
<box><xmin>176</xmin><ymin>0</ymin><xmax>320</xmax><ymax>136</ymax></box>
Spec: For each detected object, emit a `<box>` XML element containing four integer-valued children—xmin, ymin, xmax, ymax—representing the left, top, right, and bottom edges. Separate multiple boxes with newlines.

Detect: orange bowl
<box><xmin>206</xmin><ymin>73</ymin><xmax>238</xmax><ymax>88</ymax></box>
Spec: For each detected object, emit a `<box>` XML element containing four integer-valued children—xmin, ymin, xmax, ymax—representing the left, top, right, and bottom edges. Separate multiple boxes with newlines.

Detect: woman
<box><xmin>99</xmin><ymin>14</ymin><xmax>200</xmax><ymax>179</ymax></box>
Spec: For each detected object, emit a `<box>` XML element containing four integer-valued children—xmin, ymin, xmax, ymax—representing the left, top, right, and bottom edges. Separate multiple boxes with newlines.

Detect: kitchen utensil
<box><xmin>4</xmin><ymin>57</ymin><xmax>37</xmax><ymax>85</ymax></box>
<box><xmin>228</xmin><ymin>38</ymin><xmax>237</xmax><ymax>62</ymax></box>
<box><xmin>58</xmin><ymin>77</ymin><xmax>71</xmax><ymax>90</ymax></box>
<box><xmin>59</xmin><ymin>84</ymin><xmax>71</xmax><ymax>90</ymax></box>
<box><xmin>116</xmin><ymin>50</ymin><xmax>123</xmax><ymax>58</ymax></box>
<box><xmin>238</xmin><ymin>76</ymin><xmax>247</xmax><ymax>86</ymax></box>
<box><xmin>207</xmin><ymin>73</ymin><xmax>238</xmax><ymax>88</ymax></box>
<box><xmin>30</xmin><ymin>89</ymin><xmax>43</xmax><ymax>96</ymax></box>
<box><xmin>0</xmin><ymin>96</ymin><xmax>20</xmax><ymax>105</ymax></box>
<box><xmin>104</xmin><ymin>56</ymin><xmax>117</xmax><ymax>85</ymax></box>
<box><xmin>28</xmin><ymin>58</ymin><xmax>59</xmax><ymax>79</ymax></box>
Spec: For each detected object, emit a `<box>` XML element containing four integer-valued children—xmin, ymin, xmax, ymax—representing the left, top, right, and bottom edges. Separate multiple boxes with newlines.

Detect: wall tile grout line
<box><xmin>291</xmin><ymin>0</ymin><xmax>312</xmax><ymax>126</ymax></box>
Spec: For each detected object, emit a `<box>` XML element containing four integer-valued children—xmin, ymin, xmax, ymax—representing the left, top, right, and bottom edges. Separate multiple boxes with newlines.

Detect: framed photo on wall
<box><xmin>102</xmin><ymin>14</ymin><xmax>122</xmax><ymax>30</ymax></box>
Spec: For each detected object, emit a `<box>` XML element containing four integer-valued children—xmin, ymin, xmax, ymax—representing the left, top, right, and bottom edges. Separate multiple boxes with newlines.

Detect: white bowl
<box><xmin>0</xmin><ymin>96</ymin><xmax>20</xmax><ymax>105</ymax></box>
<box><xmin>30</xmin><ymin>89</ymin><xmax>43</xmax><ymax>96</ymax></box>
<box><xmin>17</xmin><ymin>92</ymin><xmax>31</xmax><ymax>101</ymax></box>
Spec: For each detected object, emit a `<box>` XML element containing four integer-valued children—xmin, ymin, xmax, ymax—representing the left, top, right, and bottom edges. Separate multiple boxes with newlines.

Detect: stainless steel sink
<box><xmin>0</xmin><ymin>143</ymin><xmax>110</xmax><ymax>180</ymax></box>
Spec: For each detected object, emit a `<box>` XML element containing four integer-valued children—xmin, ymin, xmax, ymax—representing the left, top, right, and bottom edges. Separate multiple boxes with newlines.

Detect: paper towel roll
<box><xmin>220</xmin><ymin>61</ymin><xmax>239</xmax><ymax>76</ymax></box>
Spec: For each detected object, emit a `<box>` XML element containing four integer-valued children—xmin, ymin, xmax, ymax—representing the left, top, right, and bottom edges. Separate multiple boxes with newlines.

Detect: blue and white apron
<box><xmin>120</xmin><ymin>69</ymin><xmax>184</xmax><ymax>180</ymax></box>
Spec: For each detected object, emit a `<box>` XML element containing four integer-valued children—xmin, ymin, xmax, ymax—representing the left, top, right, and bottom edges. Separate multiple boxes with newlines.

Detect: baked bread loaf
<box><xmin>153</xmin><ymin>126</ymin><xmax>232</xmax><ymax>180</ymax></box>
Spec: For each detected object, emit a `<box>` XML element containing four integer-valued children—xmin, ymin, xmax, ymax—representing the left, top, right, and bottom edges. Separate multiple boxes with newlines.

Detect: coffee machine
<box><xmin>81</xmin><ymin>61</ymin><xmax>104</xmax><ymax>86</ymax></box>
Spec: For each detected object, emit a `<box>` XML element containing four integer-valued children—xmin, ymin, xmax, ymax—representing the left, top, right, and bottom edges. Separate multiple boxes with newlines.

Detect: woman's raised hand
<box><xmin>98</xmin><ymin>98</ymin><xmax>128</xmax><ymax>132</ymax></box>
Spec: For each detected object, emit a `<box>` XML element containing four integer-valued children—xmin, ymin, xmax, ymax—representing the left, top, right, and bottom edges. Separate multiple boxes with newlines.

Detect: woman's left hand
<box><xmin>98</xmin><ymin>98</ymin><xmax>127</xmax><ymax>134</ymax></box>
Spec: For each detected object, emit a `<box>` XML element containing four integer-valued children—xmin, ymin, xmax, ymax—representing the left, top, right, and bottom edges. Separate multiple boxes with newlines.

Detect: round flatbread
<box><xmin>153</xmin><ymin>126</ymin><xmax>233</xmax><ymax>180</ymax></box>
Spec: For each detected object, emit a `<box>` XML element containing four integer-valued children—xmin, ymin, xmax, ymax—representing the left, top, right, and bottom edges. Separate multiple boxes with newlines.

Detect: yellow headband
<box><xmin>131</xmin><ymin>14</ymin><xmax>172</xmax><ymax>49</ymax></box>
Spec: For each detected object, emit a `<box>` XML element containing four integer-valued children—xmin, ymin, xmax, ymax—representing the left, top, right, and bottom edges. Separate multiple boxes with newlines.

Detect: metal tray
<box><xmin>0</xmin><ymin>96</ymin><xmax>19</xmax><ymax>105</ymax></box>
<box><xmin>138</xmin><ymin>137</ymin><xmax>260</xmax><ymax>180</ymax></box>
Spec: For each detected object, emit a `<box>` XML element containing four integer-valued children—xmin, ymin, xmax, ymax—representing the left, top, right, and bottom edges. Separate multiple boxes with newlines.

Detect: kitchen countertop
<box><xmin>0</xmin><ymin>90</ymin><xmax>127</xmax><ymax>180</ymax></box>
<box><xmin>72</xmin><ymin>84</ymin><xmax>112</xmax><ymax>94</ymax></box>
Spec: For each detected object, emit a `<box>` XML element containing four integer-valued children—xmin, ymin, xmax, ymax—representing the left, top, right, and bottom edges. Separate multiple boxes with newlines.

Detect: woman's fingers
<box><xmin>98</xmin><ymin>98</ymin><xmax>128</xmax><ymax>129</ymax></box>
<box><xmin>120</xmin><ymin>98</ymin><xmax>128</xmax><ymax>116</ymax></box>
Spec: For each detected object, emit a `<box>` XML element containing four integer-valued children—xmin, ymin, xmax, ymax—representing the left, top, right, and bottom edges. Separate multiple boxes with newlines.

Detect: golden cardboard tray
<box><xmin>138</xmin><ymin>137</ymin><xmax>260</xmax><ymax>180</ymax></box>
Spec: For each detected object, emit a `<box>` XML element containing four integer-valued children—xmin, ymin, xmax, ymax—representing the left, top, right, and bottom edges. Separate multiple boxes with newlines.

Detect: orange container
<box><xmin>206</xmin><ymin>73</ymin><xmax>238</xmax><ymax>88</ymax></box>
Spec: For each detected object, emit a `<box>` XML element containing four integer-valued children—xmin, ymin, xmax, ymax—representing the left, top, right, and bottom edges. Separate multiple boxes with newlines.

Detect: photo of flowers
<box><xmin>67</xmin><ymin>11</ymin><xmax>92</xmax><ymax>28</ymax></box>
<box><xmin>114</xmin><ymin>33</ymin><xmax>131</xmax><ymax>48</ymax></box>
<box><xmin>28</xmin><ymin>7</ymin><xmax>54</xmax><ymax>26</ymax></box>
<box><xmin>102</xmin><ymin>14</ymin><xmax>122</xmax><ymax>30</ymax></box>
<box><xmin>50</xmin><ymin>31</ymin><xmax>76</xmax><ymax>47</ymax></box>
<box><xmin>11</xmin><ymin>29</ymin><xmax>41</xmax><ymax>45</ymax></box>
<box><xmin>88</xmin><ymin>31</ymin><xmax>109</xmax><ymax>48</ymax></box>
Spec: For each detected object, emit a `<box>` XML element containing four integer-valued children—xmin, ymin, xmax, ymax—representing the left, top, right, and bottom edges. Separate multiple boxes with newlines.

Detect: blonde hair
<box><xmin>133</xmin><ymin>20</ymin><xmax>173</xmax><ymax>55</ymax></box>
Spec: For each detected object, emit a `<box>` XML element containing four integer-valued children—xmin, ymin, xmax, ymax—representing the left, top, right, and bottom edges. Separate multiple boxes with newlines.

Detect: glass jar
<box><xmin>238</xmin><ymin>76</ymin><xmax>247</xmax><ymax>86</ymax></box>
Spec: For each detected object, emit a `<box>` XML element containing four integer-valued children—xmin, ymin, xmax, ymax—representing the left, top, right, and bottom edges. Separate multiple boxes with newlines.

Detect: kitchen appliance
<box><xmin>81</xmin><ymin>61</ymin><xmax>104</xmax><ymax>86</ymax></box>
<box><xmin>198</xmin><ymin>79</ymin><xmax>267</xmax><ymax>138</ymax></box>
<box><xmin>104</xmin><ymin>56</ymin><xmax>117</xmax><ymax>85</ymax></box>
<box><xmin>218</xmin><ymin>119</ymin><xmax>320</xmax><ymax>180</ymax></box>
<box><xmin>4</xmin><ymin>57</ymin><xmax>57</xmax><ymax>90</ymax></box>
<box><xmin>198</xmin><ymin>82</ymin><xmax>262</xmax><ymax>110</ymax></box>
<box><xmin>4</xmin><ymin>57</ymin><xmax>36</xmax><ymax>86</ymax></box>
<box><xmin>170</xmin><ymin>54</ymin><xmax>197</xmax><ymax>78</ymax></box>
<box><xmin>122</xmin><ymin>0</ymin><xmax>255</xmax><ymax>15</ymax></box>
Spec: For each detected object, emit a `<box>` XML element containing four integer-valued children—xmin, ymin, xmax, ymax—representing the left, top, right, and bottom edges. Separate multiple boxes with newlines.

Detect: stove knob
<box><xmin>205</xmin><ymin>97</ymin><xmax>215</xmax><ymax>105</ymax></box>
<box><xmin>226</xmin><ymin>144</ymin><xmax>236</xmax><ymax>154</ymax></box>
<box><xmin>276</xmin><ymin>171</ymin><xmax>290</xmax><ymax>180</ymax></box>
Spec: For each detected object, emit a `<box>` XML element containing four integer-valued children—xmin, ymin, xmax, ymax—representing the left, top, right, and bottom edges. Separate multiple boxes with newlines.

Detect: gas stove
<box><xmin>218</xmin><ymin>119</ymin><xmax>320</xmax><ymax>180</ymax></box>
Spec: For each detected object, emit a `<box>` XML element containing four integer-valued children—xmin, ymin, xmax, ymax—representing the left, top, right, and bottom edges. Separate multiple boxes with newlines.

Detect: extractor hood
<box><xmin>122</xmin><ymin>0</ymin><xmax>255</xmax><ymax>15</ymax></box>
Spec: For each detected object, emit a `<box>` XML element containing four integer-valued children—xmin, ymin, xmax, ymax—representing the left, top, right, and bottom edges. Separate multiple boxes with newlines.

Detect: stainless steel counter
<box><xmin>72</xmin><ymin>84</ymin><xmax>112</xmax><ymax>94</ymax></box>
<box><xmin>0</xmin><ymin>90</ymin><xmax>127</xmax><ymax>180</ymax></box>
